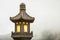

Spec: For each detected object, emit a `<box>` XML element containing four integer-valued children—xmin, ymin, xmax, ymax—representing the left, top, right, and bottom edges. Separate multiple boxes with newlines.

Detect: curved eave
<box><xmin>10</xmin><ymin>17</ymin><xmax>35</xmax><ymax>23</ymax></box>
<box><xmin>10</xmin><ymin>12</ymin><xmax>35</xmax><ymax>23</ymax></box>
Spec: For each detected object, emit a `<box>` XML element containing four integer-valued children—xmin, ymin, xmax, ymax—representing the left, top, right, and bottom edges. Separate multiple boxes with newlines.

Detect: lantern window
<box><xmin>24</xmin><ymin>25</ymin><xmax>28</xmax><ymax>32</ymax></box>
<box><xmin>16</xmin><ymin>25</ymin><xmax>20</xmax><ymax>32</ymax></box>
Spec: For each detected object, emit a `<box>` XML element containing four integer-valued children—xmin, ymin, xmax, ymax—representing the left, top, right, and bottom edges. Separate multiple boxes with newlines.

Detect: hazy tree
<box><xmin>41</xmin><ymin>31</ymin><xmax>54</xmax><ymax>40</ymax></box>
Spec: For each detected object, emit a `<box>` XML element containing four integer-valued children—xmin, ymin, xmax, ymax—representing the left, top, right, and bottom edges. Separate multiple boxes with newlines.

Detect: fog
<box><xmin>0</xmin><ymin>0</ymin><xmax>60</xmax><ymax>40</ymax></box>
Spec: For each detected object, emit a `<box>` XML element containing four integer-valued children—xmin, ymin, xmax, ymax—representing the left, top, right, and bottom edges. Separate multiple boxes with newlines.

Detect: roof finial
<box><xmin>20</xmin><ymin>3</ymin><xmax>26</xmax><ymax>11</ymax></box>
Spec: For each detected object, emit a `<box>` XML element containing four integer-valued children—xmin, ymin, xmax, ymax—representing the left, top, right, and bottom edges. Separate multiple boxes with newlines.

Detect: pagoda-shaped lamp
<box><xmin>10</xmin><ymin>3</ymin><xmax>35</xmax><ymax>40</ymax></box>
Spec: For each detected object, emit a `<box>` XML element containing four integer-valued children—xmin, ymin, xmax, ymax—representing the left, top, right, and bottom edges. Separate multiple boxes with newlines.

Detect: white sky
<box><xmin>0</xmin><ymin>0</ymin><xmax>60</xmax><ymax>38</ymax></box>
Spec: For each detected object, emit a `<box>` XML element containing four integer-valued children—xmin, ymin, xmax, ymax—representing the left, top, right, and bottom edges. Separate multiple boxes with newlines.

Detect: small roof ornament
<box><xmin>10</xmin><ymin>3</ymin><xmax>35</xmax><ymax>23</ymax></box>
<box><xmin>20</xmin><ymin>3</ymin><xmax>26</xmax><ymax>10</ymax></box>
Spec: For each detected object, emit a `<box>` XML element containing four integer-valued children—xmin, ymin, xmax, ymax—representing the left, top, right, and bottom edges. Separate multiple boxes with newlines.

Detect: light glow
<box><xmin>23</xmin><ymin>22</ymin><xmax>25</xmax><ymax>24</ymax></box>
<box><xmin>26</xmin><ymin>22</ymin><xmax>28</xmax><ymax>24</ymax></box>
<box><xmin>19</xmin><ymin>22</ymin><xmax>21</xmax><ymax>24</ymax></box>
<box><xmin>16</xmin><ymin>25</ymin><xmax>20</xmax><ymax>32</ymax></box>
<box><xmin>24</xmin><ymin>25</ymin><xmax>28</xmax><ymax>32</ymax></box>
<box><xmin>16</xmin><ymin>22</ymin><xmax>18</xmax><ymax>24</ymax></box>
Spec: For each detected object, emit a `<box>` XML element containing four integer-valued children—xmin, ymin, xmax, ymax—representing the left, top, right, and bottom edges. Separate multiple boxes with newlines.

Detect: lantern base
<box><xmin>11</xmin><ymin>32</ymin><xmax>33</xmax><ymax>40</ymax></box>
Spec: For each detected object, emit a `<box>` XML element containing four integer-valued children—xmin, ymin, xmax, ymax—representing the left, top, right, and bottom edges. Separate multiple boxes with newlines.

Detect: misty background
<box><xmin>0</xmin><ymin>0</ymin><xmax>60</xmax><ymax>40</ymax></box>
